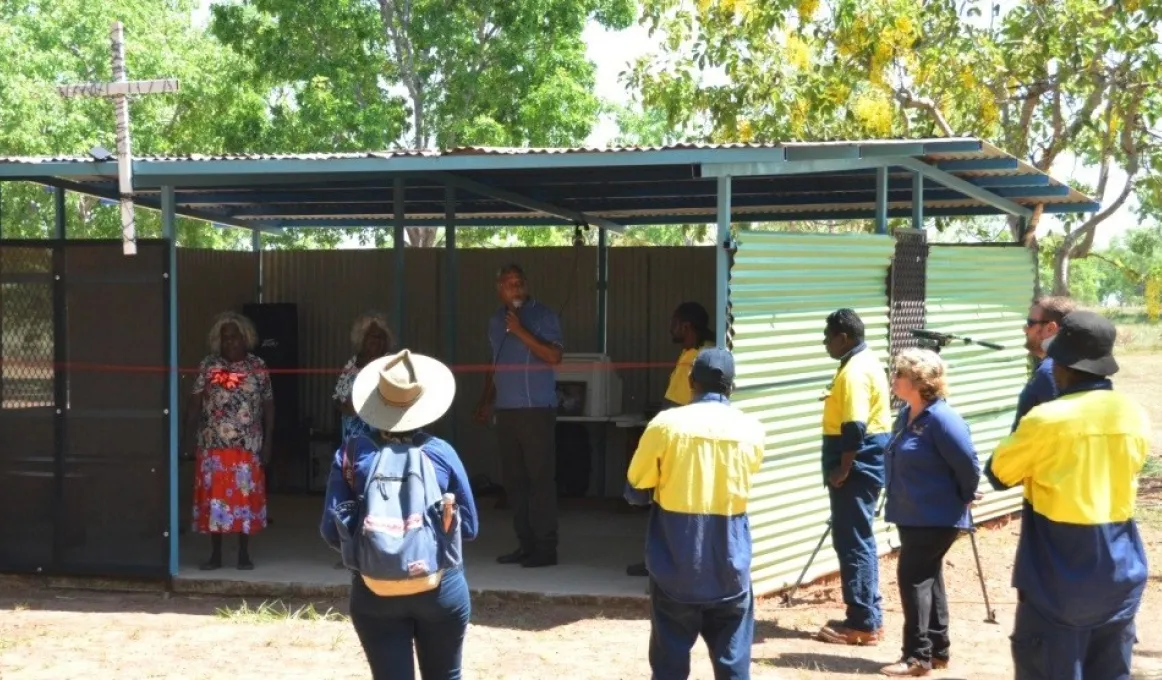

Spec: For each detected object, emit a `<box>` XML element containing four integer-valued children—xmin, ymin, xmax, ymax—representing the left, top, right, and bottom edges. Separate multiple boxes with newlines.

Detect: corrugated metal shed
<box><xmin>925</xmin><ymin>244</ymin><xmax>1036</xmax><ymax>521</ymax></box>
<box><xmin>729</xmin><ymin>231</ymin><xmax>897</xmax><ymax>596</ymax></box>
<box><xmin>0</xmin><ymin>138</ymin><xmax>1097</xmax><ymax>230</ymax></box>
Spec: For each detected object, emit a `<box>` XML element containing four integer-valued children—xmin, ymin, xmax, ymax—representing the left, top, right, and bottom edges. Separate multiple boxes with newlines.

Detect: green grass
<box><xmin>213</xmin><ymin>599</ymin><xmax>348</xmax><ymax>623</ymax></box>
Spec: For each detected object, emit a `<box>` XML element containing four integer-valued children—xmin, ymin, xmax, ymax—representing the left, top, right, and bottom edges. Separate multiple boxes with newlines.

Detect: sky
<box><xmin>192</xmin><ymin>0</ymin><xmax>1135</xmax><ymax>248</ymax></box>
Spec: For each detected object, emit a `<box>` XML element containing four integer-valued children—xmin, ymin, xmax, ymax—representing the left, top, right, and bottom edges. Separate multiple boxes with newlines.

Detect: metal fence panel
<box><xmin>0</xmin><ymin>246</ymin><xmax>56</xmax><ymax>571</ymax></box>
<box><xmin>729</xmin><ymin>231</ymin><xmax>895</xmax><ymax>597</ymax></box>
<box><xmin>0</xmin><ymin>240</ymin><xmax>170</xmax><ymax>577</ymax></box>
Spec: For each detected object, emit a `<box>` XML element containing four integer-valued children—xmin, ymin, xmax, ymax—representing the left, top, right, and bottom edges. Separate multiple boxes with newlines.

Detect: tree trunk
<box><xmin>1051</xmin><ymin>242</ymin><xmax>1070</xmax><ymax>296</ymax></box>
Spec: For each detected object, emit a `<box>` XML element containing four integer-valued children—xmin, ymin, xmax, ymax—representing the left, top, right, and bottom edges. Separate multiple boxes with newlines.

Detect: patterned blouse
<box><xmin>192</xmin><ymin>353</ymin><xmax>274</xmax><ymax>453</ymax></box>
<box><xmin>333</xmin><ymin>356</ymin><xmax>375</xmax><ymax>441</ymax></box>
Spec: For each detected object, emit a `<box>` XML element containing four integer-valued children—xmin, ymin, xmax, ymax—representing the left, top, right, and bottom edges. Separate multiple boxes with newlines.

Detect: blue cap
<box><xmin>691</xmin><ymin>348</ymin><xmax>735</xmax><ymax>391</ymax></box>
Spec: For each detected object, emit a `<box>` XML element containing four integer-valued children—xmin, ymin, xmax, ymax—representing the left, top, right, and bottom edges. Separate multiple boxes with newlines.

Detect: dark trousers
<box><xmin>827</xmin><ymin>471</ymin><xmax>883</xmax><ymax>632</ymax></box>
<box><xmin>496</xmin><ymin>407</ymin><xmax>558</xmax><ymax>551</ymax></box>
<box><xmin>896</xmin><ymin>526</ymin><xmax>960</xmax><ymax>666</ymax></box>
<box><xmin>349</xmin><ymin>568</ymin><xmax>472</xmax><ymax>680</ymax></box>
<box><xmin>1011</xmin><ymin>598</ymin><xmax>1138</xmax><ymax>680</ymax></box>
<box><xmin>649</xmin><ymin>581</ymin><xmax>754</xmax><ymax>680</ymax></box>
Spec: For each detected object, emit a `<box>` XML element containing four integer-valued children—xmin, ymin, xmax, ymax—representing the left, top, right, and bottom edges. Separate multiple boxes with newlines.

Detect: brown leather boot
<box><xmin>816</xmin><ymin>623</ymin><xmax>882</xmax><ymax>646</ymax></box>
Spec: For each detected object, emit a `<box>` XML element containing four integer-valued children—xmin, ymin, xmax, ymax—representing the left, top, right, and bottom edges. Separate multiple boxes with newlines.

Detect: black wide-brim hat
<box><xmin>1044</xmin><ymin>310</ymin><xmax>1119</xmax><ymax>377</ymax></box>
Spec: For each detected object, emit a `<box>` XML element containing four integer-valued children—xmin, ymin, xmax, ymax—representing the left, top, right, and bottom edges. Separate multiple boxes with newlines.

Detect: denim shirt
<box><xmin>884</xmin><ymin>399</ymin><xmax>981</xmax><ymax>530</ymax></box>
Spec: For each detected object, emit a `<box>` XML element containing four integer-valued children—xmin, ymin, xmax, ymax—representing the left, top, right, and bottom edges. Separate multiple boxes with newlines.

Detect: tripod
<box><xmin>913</xmin><ymin>333</ymin><xmax>1000</xmax><ymax>624</ymax></box>
<box><xmin>780</xmin><ymin>486</ymin><xmax>889</xmax><ymax>606</ymax></box>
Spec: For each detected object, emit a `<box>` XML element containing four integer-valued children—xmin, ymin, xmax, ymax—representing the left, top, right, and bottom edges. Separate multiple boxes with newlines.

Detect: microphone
<box><xmin>504</xmin><ymin>299</ymin><xmax>523</xmax><ymax>333</ymax></box>
<box><xmin>909</xmin><ymin>328</ymin><xmax>1004</xmax><ymax>351</ymax></box>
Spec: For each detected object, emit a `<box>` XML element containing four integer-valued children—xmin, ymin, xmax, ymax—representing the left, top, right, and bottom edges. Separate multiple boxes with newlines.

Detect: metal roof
<box><xmin>0</xmin><ymin>138</ymin><xmax>1098</xmax><ymax>232</ymax></box>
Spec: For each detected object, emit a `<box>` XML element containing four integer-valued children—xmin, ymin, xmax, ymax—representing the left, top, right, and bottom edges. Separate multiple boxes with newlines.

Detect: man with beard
<box><xmin>1013</xmin><ymin>296</ymin><xmax>1075</xmax><ymax>430</ymax></box>
<box><xmin>626</xmin><ymin>302</ymin><xmax>716</xmax><ymax>578</ymax></box>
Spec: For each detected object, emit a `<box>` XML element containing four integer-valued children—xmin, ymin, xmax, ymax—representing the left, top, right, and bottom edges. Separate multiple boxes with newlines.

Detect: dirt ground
<box><xmin>1</xmin><ymin>356</ymin><xmax>1160</xmax><ymax>680</ymax></box>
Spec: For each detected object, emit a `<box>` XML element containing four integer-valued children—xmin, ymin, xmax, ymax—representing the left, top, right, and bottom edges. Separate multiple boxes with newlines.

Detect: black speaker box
<box><xmin>242</xmin><ymin>303</ymin><xmax>299</xmax><ymax>432</ymax></box>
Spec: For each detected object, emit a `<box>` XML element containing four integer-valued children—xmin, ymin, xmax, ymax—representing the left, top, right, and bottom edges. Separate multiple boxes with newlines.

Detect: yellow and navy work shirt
<box><xmin>821</xmin><ymin>343</ymin><xmax>892</xmax><ymax>482</ymax></box>
<box><xmin>663</xmin><ymin>341</ymin><xmax>716</xmax><ymax>406</ymax></box>
<box><xmin>986</xmin><ymin>381</ymin><xmax>1150</xmax><ymax>628</ymax></box>
<box><xmin>624</xmin><ymin>393</ymin><xmax>765</xmax><ymax>604</ymax></box>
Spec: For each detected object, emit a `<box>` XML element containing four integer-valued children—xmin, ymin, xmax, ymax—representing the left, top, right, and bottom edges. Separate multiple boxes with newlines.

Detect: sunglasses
<box><xmin>1026</xmin><ymin>318</ymin><xmax>1049</xmax><ymax>327</ymax></box>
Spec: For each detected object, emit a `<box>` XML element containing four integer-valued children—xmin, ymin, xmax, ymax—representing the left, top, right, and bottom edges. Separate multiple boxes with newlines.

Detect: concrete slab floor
<box><xmin>175</xmin><ymin>494</ymin><xmax>651</xmax><ymax>602</ymax></box>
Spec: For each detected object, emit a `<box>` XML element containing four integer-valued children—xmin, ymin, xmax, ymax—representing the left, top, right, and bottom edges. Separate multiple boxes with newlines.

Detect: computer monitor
<box><xmin>556</xmin><ymin>353</ymin><xmax>623</xmax><ymax>417</ymax></box>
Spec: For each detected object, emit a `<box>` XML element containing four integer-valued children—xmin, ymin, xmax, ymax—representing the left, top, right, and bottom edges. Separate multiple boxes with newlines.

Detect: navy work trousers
<box><xmin>1011</xmin><ymin>598</ymin><xmax>1138</xmax><ymax>680</ymax></box>
<box><xmin>648</xmin><ymin>581</ymin><xmax>754</xmax><ymax>680</ymax></box>
<box><xmin>827</xmin><ymin>470</ymin><xmax>883</xmax><ymax>633</ymax></box>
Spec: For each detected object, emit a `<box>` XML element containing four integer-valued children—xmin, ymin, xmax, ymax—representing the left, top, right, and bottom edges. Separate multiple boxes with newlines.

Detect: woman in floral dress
<box><xmin>183</xmin><ymin>311</ymin><xmax>275</xmax><ymax>571</ymax></box>
<box><xmin>333</xmin><ymin>311</ymin><xmax>393</xmax><ymax>440</ymax></box>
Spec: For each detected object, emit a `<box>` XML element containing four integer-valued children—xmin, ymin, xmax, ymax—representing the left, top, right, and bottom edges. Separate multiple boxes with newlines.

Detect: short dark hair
<box><xmin>825</xmin><ymin>308</ymin><xmax>865</xmax><ymax>341</ymax></box>
<box><xmin>1033</xmin><ymin>296</ymin><xmax>1076</xmax><ymax>324</ymax></box>
<box><xmin>496</xmin><ymin>263</ymin><xmax>525</xmax><ymax>280</ymax></box>
<box><xmin>674</xmin><ymin>302</ymin><xmax>710</xmax><ymax>330</ymax></box>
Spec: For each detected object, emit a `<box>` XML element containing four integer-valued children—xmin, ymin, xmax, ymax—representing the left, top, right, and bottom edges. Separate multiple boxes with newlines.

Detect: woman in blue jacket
<box><xmin>321</xmin><ymin>349</ymin><xmax>479</xmax><ymax>680</ymax></box>
<box><xmin>880</xmin><ymin>348</ymin><xmax>981</xmax><ymax>678</ymax></box>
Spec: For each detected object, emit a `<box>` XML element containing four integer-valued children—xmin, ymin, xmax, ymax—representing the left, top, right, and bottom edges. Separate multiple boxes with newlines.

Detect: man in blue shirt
<box><xmin>475</xmin><ymin>263</ymin><xmax>564</xmax><ymax>568</ymax></box>
<box><xmin>1013</xmin><ymin>296</ymin><xmax>1074</xmax><ymax>430</ymax></box>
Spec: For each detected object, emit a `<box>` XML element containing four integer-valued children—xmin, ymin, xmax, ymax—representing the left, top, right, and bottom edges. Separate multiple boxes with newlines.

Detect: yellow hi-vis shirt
<box><xmin>663</xmin><ymin>341</ymin><xmax>716</xmax><ymax>406</ymax></box>
<box><xmin>986</xmin><ymin>385</ymin><xmax>1150</xmax><ymax>628</ymax></box>
<box><xmin>820</xmin><ymin>345</ymin><xmax>892</xmax><ymax>474</ymax></box>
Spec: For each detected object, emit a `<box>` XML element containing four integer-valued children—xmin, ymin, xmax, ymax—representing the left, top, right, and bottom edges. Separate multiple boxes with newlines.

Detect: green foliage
<box><xmin>626</xmin><ymin>0</ymin><xmax>1162</xmax><ymax>288</ymax></box>
<box><xmin>0</xmin><ymin>0</ymin><xmax>320</xmax><ymax>247</ymax></box>
<box><xmin>208</xmin><ymin>0</ymin><xmax>636</xmax><ymax>248</ymax></box>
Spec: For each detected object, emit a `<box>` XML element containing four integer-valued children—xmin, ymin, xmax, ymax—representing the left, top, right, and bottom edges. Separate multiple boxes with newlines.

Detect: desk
<box><xmin>555</xmin><ymin>414</ymin><xmax>650</xmax><ymax>496</ymax></box>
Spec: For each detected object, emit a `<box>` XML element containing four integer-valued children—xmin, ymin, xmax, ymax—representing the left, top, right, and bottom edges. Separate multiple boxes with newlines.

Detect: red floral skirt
<box><xmin>192</xmin><ymin>447</ymin><xmax>267</xmax><ymax>535</ymax></box>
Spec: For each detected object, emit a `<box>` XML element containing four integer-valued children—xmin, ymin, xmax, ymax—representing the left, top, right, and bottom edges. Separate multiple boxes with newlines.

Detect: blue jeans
<box><xmin>648</xmin><ymin>581</ymin><xmax>754</xmax><ymax>680</ymax></box>
<box><xmin>827</xmin><ymin>471</ymin><xmax>883</xmax><ymax>632</ymax></box>
<box><xmin>349</xmin><ymin>568</ymin><xmax>472</xmax><ymax>680</ymax></box>
<box><xmin>1011</xmin><ymin>599</ymin><xmax>1138</xmax><ymax>680</ymax></box>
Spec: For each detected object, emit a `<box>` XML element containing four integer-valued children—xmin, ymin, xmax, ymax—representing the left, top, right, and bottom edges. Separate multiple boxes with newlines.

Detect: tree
<box><xmin>625</xmin><ymin>0</ymin><xmax>1162</xmax><ymax>294</ymax></box>
<box><xmin>0</xmin><ymin>0</ymin><xmax>284</xmax><ymax>247</ymax></box>
<box><xmin>211</xmin><ymin>0</ymin><xmax>635</xmax><ymax>248</ymax></box>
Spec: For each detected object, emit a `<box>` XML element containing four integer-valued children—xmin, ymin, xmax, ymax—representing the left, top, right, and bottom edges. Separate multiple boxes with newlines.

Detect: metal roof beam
<box><xmin>899</xmin><ymin>158</ymin><xmax>1032</xmax><ymax>218</ymax></box>
<box><xmin>221</xmin><ymin>185</ymin><xmax>1069</xmax><ymax>219</ymax></box>
<box><xmin>40</xmin><ymin>178</ymin><xmax>284</xmax><ymax>235</ymax></box>
<box><xmin>264</xmin><ymin>200</ymin><xmax>1098</xmax><ymax>229</ymax></box>
<box><xmin>170</xmin><ymin>173</ymin><xmax>1054</xmax><ymax>207</ymax></box>
<box><xmin>700</xmin><ymin>156</ymin><xmax>899</xmax><ymax>178</ymax></box>
<box><xmin>429</xmin><ymin>171</ymin><xmax>626</xmax><ymax>234</ymax></box>
<box><xmin>934</xmin><ymin>158</ymin><xmax>1018</xmax><ymax>172</ymax></box>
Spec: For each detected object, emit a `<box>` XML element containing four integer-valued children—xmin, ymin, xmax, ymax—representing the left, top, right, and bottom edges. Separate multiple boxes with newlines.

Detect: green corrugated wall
<box><xmin>729</xmin><ymin>235</ymin><xmax>1036</xmax><ymax>597</ymax></box>
<box><xmin>926</xmin><ymin>244</ymin><xmax>1037</xmax><ymax>521</ymax></box>
<box><xmin>730</xmin><ymin>231</ymin><xmax>896</xmax><ymax>596</ymax></box>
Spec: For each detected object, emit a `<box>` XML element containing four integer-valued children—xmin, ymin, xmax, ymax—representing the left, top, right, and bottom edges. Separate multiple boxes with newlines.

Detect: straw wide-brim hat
<box><xmin>350</xmin><ymin>350</ymin><xmax>456</xmax><ymax>433</ymax></box>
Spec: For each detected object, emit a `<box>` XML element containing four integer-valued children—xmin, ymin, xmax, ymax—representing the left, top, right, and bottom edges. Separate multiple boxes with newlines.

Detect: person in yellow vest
<box><xmin>986</xmin><ymin>310</ymin><xmax>1150</xmax><ymax>679</ymax></box>
<box><xmin>626</xmin><ymin>301</ymin><xmax>716</xmax><ymax>578</ymax></box>
<box><xmin>815</xmin><ymin>308</ymin><xmax>893</xmax><ymax>646</ymax></box>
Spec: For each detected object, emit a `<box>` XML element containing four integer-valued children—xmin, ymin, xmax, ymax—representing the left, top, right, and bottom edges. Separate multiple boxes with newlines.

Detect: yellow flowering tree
<box><xmin>625</xmin><ymin>0</ymin><xmax>1162</xmax><ymax>296</ymax></box>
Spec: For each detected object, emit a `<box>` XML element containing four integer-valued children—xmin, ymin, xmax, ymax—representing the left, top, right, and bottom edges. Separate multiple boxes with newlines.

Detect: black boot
<box><xmin>200</xmin><ymin>534</ymin><xmax>223</xmax><ymax>571</ymax></box>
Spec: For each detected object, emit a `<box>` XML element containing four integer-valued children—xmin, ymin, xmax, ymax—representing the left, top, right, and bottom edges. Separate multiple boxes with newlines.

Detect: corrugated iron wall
<box><xmin>729</xmin><ymin>231</ymin><xmax>896</xmax><ymax>597</ymax></box>
<box><xmin>176</xmin><ymin>246</ymin><xmax>715</xmax><ymax>480</ymax></box>
<box><xmin>926</xmin><ymin>244</ymin><xmax>1035</xmax><ymax>521</ymax></box>
<box><xmin>176</xmin><ymin>249</ymin><xmax>258</xmax><ymax>416</ymax></box>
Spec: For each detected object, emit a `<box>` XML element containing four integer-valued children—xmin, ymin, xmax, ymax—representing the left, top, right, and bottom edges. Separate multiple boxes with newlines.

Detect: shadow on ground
<box><xmin>0</xmin><ymin>581</ymin><xmax>650</xmax><ymax>632</ymax></box>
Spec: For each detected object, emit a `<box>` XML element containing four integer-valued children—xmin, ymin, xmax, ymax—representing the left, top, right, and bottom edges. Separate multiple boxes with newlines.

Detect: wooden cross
<box><xmin>58</xmin><ymin>22</ymin><xmax>179</xmax><ymax>255</ymax></box>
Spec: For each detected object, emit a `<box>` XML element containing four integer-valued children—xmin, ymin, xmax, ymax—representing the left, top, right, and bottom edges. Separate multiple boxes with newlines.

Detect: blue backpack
<box><xmin>331</xmin><ymin>437</ymin><xmax>462</xmax><ymax>595</ymax></box>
